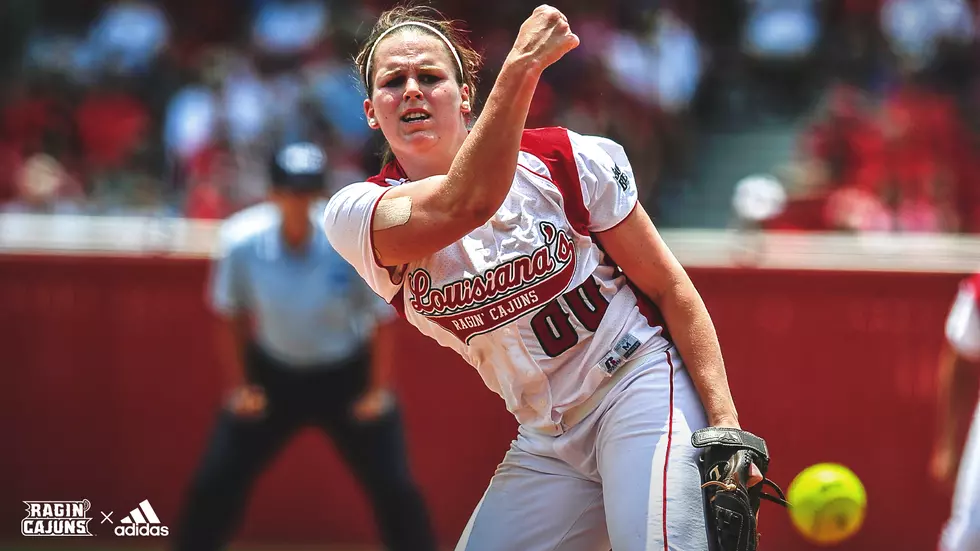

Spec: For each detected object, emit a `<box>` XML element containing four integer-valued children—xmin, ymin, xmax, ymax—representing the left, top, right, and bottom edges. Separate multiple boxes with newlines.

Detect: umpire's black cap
<box><xmin>268</xmin><ymin>141</ymin><xmax>328</xmax><ymax>193</ymax></box>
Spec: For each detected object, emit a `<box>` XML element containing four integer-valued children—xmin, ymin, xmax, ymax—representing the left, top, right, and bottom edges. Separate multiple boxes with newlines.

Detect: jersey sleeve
<box><xmin>322</xmin><ymin>182</ymin><xmax>404</xmax><ymax>302</ymax></box>
<box><xmin>567</xmin><ymin>129</ymin><xmax>639</xmax><ymax>232</ymax></box>
<box><xmin>946</xmin><ymin>283</ymin><xmax>980</xmax><ymax>360</ymax></box>
<box><xmin>347</xmin><ymin>256</ymin><xmax>398</xmax><ymax>325</ymax></box>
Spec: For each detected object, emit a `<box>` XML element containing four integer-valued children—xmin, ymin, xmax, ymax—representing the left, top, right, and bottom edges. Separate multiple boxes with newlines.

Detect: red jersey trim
<box><xmin>368</xmin><ymin>186</ymin><xmax>394</xmax><ymax>271</ymax></box>
<box><xmin>391</xmin><ymin>288</ymin><xmax>406</xmax><ymax>318</ymax></box>
<box><xmin>366</xmin><ymin>159</ymin><xmax>408</xmax><ymax>185</ymax></box>
<box><xmin>969</xmin><ymin>273</ymin><xmax>980</xmax><ymax>311</ymax></box>
<box><xmin>520</xmin><ymin>127</ymin><xmax>591</xmax><ymax>236</ymax></box>
<box><xmin>662</xmin><ymin>349</ymin><xmax>676</xmax><ymax>551</ymax></box>
<box><xmin>365</xmin><ymin>161</ymin><xmax>410</xmax><ymax>290</ymax></box>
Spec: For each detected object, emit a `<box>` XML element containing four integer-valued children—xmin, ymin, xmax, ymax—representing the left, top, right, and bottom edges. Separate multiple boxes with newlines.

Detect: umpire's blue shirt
<box><xmin>210</xmin><ymin>202</ymin><xmax>393</xmax><ymax>366</ymax></box>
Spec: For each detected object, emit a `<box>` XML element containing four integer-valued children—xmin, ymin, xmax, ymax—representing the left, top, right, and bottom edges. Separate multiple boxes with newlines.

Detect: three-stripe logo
<box><xmin>114</xmin><ymin>500</ymin><xmax>169</xmax><ymax>537</ymax></box>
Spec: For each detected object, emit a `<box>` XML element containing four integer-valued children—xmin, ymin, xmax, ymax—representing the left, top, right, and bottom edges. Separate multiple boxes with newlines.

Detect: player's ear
<box><xmin>460</xmin><ymin>85</ymin><xmax>471</xmax><ymax>114</ymax></box>
<box><xmin>364</xmin><ymin>99</ymin><xmax>378</xmax><ymax>129</ymax></box>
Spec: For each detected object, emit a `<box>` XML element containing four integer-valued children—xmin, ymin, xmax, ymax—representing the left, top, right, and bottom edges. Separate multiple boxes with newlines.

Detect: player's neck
<box><xmin>395</xmin><ymin>131</ymin><xmax>466</xmax><ymax>181</ymax></box>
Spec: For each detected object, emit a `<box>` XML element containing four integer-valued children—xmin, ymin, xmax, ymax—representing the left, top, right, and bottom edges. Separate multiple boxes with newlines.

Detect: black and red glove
<box><xmin>692</xmin><ymin>427</ymin><xmax>788</xmax><ymax>551</ymax></box>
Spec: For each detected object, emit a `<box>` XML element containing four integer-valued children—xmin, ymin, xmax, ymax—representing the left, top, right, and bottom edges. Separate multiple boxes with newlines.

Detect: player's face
<box><xmin>364</xmin><ymin>31</ymin><xmax>470</xmax><ymax>159</ymax></box>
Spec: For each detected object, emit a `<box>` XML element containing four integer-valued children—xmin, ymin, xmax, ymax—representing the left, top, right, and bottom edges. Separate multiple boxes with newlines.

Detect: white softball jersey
<box><xmin>323</xmin><ymin>127</ymin><xmax>673</xmax><ymax>435</ymax></box>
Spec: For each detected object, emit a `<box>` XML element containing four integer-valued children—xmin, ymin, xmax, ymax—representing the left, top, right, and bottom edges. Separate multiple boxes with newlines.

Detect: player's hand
<box><xmin>708</xmin><ymin>416</ymin><xmax>765</xmax><ymax>487</ymax></box>
<box><xmin>352</xmin><ymin>387</ymin><xmax>396</xmax><ymax>422</ymax></box>
<box><xmin>226</xmin><ymin>384</ymin><xmax>267</xmax><ymax>418</ymax></box>
<box><xmin>507</xmin><ymin>5</ymin><xmax>579</xmax><ymax>73</ymax></box>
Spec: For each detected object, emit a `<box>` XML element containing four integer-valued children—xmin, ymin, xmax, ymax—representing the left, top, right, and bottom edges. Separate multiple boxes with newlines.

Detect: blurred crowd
<box><xmin>769</xmin><ymin>0</ymin><xmax>980</xmax><ymax>234</ymax></box>
<box><xmin>1</xmin><ymin>0</ymin><xmax>980</xmax><ymax>234</ymax></box>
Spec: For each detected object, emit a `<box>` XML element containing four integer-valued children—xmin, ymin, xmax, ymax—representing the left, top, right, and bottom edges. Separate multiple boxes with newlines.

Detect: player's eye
<box><xmin>419</xmin><ymin>74</ymin><xmax>442</xmax><ymax>85</ymax></box>
<box><xmin>381</xmin><ymin>75</ymin><xmax>405</xmax><ymax>88</ymax></box>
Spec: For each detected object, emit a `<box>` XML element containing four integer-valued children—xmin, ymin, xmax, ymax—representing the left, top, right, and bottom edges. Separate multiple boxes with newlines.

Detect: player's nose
<box><xmin>748</xmin><ymin>463</ymin><xmax>764</xmax><ymax>487</ymax></box>
<box><xmin>403</xmin><ymin>78</ymin><xmax>423</xmax><ymax>101</ymax></box>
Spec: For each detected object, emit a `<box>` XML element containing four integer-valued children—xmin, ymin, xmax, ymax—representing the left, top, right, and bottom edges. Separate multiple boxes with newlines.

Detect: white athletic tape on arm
<box><xmin>374</xmin><ymin>196</ymin><xmax>413</xmax><ymax>230</ymax></box>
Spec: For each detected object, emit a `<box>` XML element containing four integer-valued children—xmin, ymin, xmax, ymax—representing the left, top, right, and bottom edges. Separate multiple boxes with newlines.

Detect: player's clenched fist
<box><xmin>508</xmin><ymin>5</ymin><xmax>579</xmax><ymax>72</ymax></box>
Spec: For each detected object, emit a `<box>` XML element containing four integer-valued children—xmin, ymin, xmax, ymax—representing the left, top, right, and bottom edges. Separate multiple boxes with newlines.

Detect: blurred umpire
<box><xmin>173</xmin><ymin>142</ymin><xmax>437</xmax><ymax>551</ymax></box>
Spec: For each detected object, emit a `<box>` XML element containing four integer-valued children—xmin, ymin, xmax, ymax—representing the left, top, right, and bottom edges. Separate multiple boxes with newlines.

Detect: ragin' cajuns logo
<box><xmin>408</xmin><ymin>222</ymin><xmax>576</xmax><ymax>343</ymax></box>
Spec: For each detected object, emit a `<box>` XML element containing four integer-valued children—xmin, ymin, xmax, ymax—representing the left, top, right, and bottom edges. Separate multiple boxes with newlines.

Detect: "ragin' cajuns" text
<box><xmin>408</xmin><ymin>224</ymin><xmax>574</xmax><ymax>316</ymax></box>
<box><xmin>407</xmin><ymin>222</ymin><xmax>577</xmax><ymax>343</ymax></box>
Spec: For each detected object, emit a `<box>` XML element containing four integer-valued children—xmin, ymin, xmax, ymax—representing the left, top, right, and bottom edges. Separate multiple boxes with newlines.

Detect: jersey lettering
<box><xmin>408</xmin><ymin>223</ymin><xmax>576</xmax><ymax>343</ymax></box>
<box><xmin>531</xmin><ymin>275</ymin><xmax>611</xmax><ymax>358</ymax></box>
<box><xmin>531</xmin><ymin>298</ymin><xmax>578</xmax><ymax>357</ymax></box>
<box><xmin>563</xmin><ymin>276</ymin><xmax>608</xmax><ymax>332</ymax></box>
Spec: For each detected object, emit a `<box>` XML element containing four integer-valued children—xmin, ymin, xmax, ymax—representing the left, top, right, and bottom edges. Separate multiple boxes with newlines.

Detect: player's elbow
<box><xmin>463</xmin><ymin>201</ymin><xmax>499</xmax><ymax>225</ymax></box>
<box><xmin>643</xmin><ymin>270</ymin><xmax>695</xmax><ymax>309</ymax></box>
<box><xmin>444</xmin><ymin>176</ymin><xmax>507</xmax><ymax>224</ymax></box>
<box><xmin>448</xmin><ymin>195</ymin><xmax>497</xmax><ymax>227</ymax></box>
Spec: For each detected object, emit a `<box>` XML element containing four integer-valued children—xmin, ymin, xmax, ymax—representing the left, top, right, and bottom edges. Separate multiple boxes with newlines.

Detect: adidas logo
<box><xmin>113</xmin><ymin>500</ymin><xmax>169</xmax><ymax>537</ymax></box>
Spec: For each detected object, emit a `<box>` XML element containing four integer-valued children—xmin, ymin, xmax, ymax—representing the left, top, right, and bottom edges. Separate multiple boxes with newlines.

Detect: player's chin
<box><xmin>396</xmin><ymin>129</ymin><xmax>442</xmax><ymax>151</ymax></box>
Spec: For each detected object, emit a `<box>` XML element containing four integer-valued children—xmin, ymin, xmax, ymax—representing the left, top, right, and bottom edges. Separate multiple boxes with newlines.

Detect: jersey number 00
<box><xmin>530</xmin><ymin>276</ymin><xmax>610</xmax><ymax>357</ymax></box>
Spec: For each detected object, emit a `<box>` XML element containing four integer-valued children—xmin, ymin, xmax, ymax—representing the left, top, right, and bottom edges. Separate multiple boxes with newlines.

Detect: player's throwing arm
<box><xmin>369</xmin><ymin>5</ymin><xmax>579</xmax><ymax>267</ymax></box>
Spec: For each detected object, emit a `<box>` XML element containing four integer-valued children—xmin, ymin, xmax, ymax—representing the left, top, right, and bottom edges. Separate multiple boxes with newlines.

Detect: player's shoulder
<box><xmin>326</xmin><ymin>159</ymin><xmax>411</xmax><ymax>214</ymax></box>
<box><xmin>216</xmin><ymin>202</ymin><xmax>279</xmax><ymax>254</ymax></box>
<box><xmin>329</xmin><ymin>181</ymin><xmax>385</xmax><ymax>202</ymax></box>
<box><xmin>323</xmin><ymin>180</ymin><xmax>391</xmax><ymax>227</ymax></box>
<box><xmin>325</xmin><ymin>160</ymin><xmax>408</xmax><ymax>211</ymax></box>
<box><xmin>520</xmin><ymin>126</ymin><xmax>578</xmax><ymax>160</ymax></box>
<box><xmin>958</xmin><ymin>272</ymin><xmax>980</xmax><ymax>308</ymax></box>
<box><xmin>521</xmin><ymin>127</ymin><xmax>625</xmax><ymax>164</ymax></box>
<box><xmin>521</xmin><ymin>126</ymin><xmax>572</xmax><ymax>148</ymax></box>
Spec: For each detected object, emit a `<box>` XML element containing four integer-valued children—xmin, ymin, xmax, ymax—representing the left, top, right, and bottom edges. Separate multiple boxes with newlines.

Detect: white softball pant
<box><xmin>455</xmin><ymin>347</ymin><xmax>710</xmax><ymax>551</ymax></box>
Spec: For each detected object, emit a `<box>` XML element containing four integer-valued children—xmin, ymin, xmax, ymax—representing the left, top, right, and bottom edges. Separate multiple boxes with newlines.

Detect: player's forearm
<box><xmin>936</xmin><ymin>343</ymin><xmax>977</xmax><ymax>447</ymax></box>
<box><xmin>936</xmin><ymin>344</ymin><xmax>957</xmax><ymax>446</ymax></box>
<box><xmin>444</xmin><ymin>56</ymin><xmax>541</xmax><ymax>221</ymax></box>
<box><xmin>656</xmin><ymin>278</ymin><xmax>740</xmax><ymax>426</ymax></box>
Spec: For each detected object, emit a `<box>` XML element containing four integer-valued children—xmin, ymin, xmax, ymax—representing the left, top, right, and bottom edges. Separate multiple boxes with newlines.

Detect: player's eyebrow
<box><xmin>375</xmin><ymin>62</ymin><xmax>450</xmax><ymax>83</ymax></box>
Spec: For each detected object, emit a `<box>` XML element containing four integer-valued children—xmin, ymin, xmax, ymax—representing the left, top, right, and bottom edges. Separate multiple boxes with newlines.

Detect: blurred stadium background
<box><xmin>3</xmin><ymin>0</ymin><xmax>980</xmax><ymax>549</ymax></box>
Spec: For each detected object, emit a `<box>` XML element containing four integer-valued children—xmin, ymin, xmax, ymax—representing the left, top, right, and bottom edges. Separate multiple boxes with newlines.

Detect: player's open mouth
<box><xmin>401</xmin><ymin>111</ymin><xmax>431</xmax><ymax>123</ymax></box>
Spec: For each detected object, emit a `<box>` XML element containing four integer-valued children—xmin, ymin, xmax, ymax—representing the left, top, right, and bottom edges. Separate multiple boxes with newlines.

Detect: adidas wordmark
<box><xmin>114</xmin><ymin>500</ymin><xmax>169</xmax><ymax>537</ymax></box>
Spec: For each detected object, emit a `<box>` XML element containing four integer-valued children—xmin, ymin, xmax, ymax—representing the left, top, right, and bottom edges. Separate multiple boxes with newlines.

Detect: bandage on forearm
<box><xmin>374</xmin><ymin>196</ymin><xmax>412</xmax><ymax>230</ymax></box>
